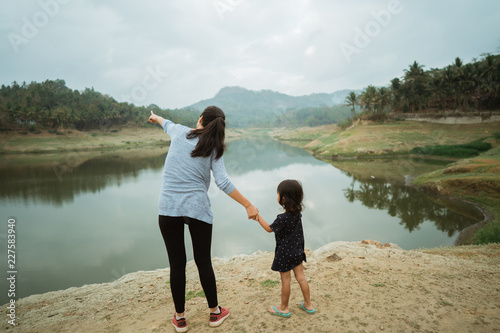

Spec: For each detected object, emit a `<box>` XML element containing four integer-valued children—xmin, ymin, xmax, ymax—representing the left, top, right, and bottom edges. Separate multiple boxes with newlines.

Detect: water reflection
<box><xmin>342</xmin><ymin>176</ymin><xmax>481</xmax><ymax>236</ymax></box>
<box><xmin>0</xmin><ymin>147</ymin><xmax>169</xmax><ymax>205</ymax></box>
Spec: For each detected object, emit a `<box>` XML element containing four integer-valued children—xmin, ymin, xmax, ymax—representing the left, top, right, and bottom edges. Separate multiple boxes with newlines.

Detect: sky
<box><xmin>1</xmin><ymin>0</ymin><xmax>499</xmax><ymax>109</ymax></box>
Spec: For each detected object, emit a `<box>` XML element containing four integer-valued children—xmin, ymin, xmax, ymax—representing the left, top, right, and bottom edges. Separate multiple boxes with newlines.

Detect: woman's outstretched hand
<box><xmin>148</xmin><ymin>110</ymin><xmax>158</xmax><ymax>124</ymax></box>
<box><xmin>246</xmin><ymin>204</ymin><xmax>259</xmax><ymax>220</ymax></box>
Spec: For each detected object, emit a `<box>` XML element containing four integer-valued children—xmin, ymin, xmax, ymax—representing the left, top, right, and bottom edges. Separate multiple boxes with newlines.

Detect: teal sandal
<box><xmin>269</xmin><ymin>306</ymin><xmax>291</xmax><ymax>318</ymax></box>
<box><xmin>297</xmin><ymin>301</ymin><xmax>316</xmax><ymax>314</ymax></box>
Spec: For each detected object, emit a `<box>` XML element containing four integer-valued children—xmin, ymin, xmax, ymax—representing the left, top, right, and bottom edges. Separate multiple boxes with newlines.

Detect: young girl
<box><xmin>256</xmin><ymin>179</ymin><xmax>315</xmax><ymax>318</ymax></box>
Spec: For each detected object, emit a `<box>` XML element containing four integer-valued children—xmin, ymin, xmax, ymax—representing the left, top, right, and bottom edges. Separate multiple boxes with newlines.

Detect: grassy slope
<box><xmin>272</xmin><ymin>120</ymin><xmax>500</xmax><ymax>158</ymax></box>
<box><xmin>0</xmin><ymin>126</ymin><xmax>170</xmax><ymax>153</ymax></box>
<box><xmin>0</xmin><ymin>126</ymin><xmax>254</xmax><ymax>154</ymax></box>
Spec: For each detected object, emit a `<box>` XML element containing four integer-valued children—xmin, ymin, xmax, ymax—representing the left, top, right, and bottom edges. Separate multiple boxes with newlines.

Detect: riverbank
<box><xmin>413</xmin><ymin>145</ymin><xmax>500</xmax><ymax>244</ymax></box>
<box><xmin>271</xmin><ymin>120</ymin><xmax>500</xmax><ymax>159</ymax></box>
<box><xmin>0</xmin><ymin>126</ymin><xmax>249</xmax><ymax>166</ymax></box>
<box><xmin>2</xmin><ymin>241</ymin><xmax>499</xmax><ymax>332</ymax></box>
<box><xmin>0</xmin><ymin>126</ymin><xmax>251</xmax><ymax>155</ymax></box>
<box><xmin>0</xmin><ymin>127</ymin><xmax>169</xmax><ymax>154</ymax></box>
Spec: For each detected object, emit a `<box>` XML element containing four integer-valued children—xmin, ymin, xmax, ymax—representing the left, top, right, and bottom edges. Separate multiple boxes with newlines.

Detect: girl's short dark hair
<box><xmin>187</xmin><ymin>106</ymin><xmax>226</xmax><ymax>160</ymax></box>
<box><xmin>277</xmin><ymin>179</ymin><xmax>304</xmax><ymax>215</ymax></box>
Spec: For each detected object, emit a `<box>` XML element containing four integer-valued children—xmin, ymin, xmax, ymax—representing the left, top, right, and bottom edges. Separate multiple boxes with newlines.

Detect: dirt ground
<box><xmin>2</xmin><ymin>241</ymin><xmax>499</xmax><ymax>333</ymax></box>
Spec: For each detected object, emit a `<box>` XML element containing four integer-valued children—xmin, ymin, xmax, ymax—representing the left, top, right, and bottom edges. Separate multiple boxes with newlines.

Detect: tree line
<box><xmin>0</xmin><ymin>79</ymin><xmax>200</xmax><ymax>131</ymax></box>
<box><xmin>0</xmin><ymin>79</ymin><xmax>353</xmax><ymax>130</ymax></box>
<box><xmin>345</xmin><ymin>53</ymin><xmax>500</xmax><ymax>117</ymax></box>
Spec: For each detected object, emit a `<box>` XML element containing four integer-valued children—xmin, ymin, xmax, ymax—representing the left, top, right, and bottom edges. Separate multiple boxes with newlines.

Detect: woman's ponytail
<box><xmin>187</xmin><ymin>106</ymin><xmax>226</xmax><ymax>159</ymax></box>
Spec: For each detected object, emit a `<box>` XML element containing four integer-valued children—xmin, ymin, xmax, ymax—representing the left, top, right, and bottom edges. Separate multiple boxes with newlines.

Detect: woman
<box><xmin>148</xmin><ymin>106</ymin><xmax>258</xmax><ymax>332</ymax></box>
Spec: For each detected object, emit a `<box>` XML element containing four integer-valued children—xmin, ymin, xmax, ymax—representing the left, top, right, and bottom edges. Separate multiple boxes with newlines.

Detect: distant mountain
<box><xmin>186</xmin><ymin>86</ymin><xmax>361</xmax><ymax>127</ymax></box>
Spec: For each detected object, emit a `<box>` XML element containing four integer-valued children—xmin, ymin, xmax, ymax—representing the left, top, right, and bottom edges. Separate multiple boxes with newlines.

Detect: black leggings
<box><xmin>159</xmin><ymin>215</ymin><xmax>218</xmax><ymax>313</ymax></box>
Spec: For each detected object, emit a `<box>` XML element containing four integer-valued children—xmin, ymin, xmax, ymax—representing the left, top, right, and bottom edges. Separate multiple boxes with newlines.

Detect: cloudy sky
<box><xmin>1</xmin><ymin>0</ymin><xmax>499</xmax><ymax>109</ymax></box>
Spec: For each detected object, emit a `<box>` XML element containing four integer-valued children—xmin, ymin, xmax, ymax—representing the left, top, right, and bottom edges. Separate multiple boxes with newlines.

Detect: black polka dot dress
<box><xmin>269</xmin><ymin>212</ymin><xmax>306</xmax><ymax>272</ymax></box>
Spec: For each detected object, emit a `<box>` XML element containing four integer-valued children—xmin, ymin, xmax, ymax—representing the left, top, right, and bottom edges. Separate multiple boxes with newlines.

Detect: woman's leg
<box><xmin>159</xmin><ymin>216</ymin><xmax>187</xmax><ymax>315</ymax></box>
<box><xmin>292</xmin><ymin>262</ymin><xmax>313</xmax><ymax>310</ymax></box>
<box><xmin>187</xmin><ymin>218</ymin><xmax>218</xmax><ymax>310</ymax></box>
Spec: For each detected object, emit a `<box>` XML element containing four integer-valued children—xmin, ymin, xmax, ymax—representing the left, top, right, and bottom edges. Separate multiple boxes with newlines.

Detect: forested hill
<box><xmin>0</xmin><ymin>80</ymin><xmax>200</xmax><ymax>131</ymax></box>
<box><xmin>0</xmin><ymin>81</ymin><xmax>356</xmax><ymax>130</ymax></box>
<box><xmin>188</xmin><ymin>86</ymin><xmax>359</xmax><ymax>127</ymax></box>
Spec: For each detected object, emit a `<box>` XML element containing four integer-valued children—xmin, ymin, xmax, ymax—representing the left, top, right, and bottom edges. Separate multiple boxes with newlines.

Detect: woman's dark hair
<box><xmin>186</xmin><ymin>105</ymin><xmax>226</xmax><ymax>160</ymax></box>
<box><xmin>277</xmin><ymin>179</ymin><xmax>304</xmax><ymax>215</ymax></box>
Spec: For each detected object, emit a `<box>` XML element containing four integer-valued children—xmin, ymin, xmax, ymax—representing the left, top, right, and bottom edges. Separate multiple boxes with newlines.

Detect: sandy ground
<box><xmin>2</xmin><ymin>241</ymin><xmax>499</xmax><ymax>333</ymax></box>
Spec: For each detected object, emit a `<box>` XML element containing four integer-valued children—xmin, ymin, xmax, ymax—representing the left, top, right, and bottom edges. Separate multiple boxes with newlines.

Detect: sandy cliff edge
<box><xmin>2</xmin><ymin>240</ymin><xmax>500</xmax><ymax>333</ymax></box>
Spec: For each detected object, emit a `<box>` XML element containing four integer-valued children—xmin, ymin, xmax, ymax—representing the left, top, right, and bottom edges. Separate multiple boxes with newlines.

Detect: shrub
<box><xmin>473</xmin><ymin>220</ymin><xmax>500</xmax><ymax>245</ymax></box>
<box><xmin>411</xmin><ymin>140</ymin><xmax>492</xmax><ymax>158</ymax></box>
<box><xmin>339</xmin><ymin>118</ymin><xmax>353</xmax><ymax>129</ymax></box>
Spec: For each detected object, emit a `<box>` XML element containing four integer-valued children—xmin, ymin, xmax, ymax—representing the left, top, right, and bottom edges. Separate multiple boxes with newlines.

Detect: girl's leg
<box><xmin>292</xmin><ymin>263</ymin><xmax>313</xmax><ymax>310</ymax></box>
<box><xmin>277</xmin><ymin>271</ymin><xmax>291</xmax><ymax>313</ymax></box>
<box><xmin>187</xmin><ymin>218</ymin><xmax>218</xmax><ymax>311</ymax></box>
<box><xmin>159</xmin><ymin>216</ymin><xmax>187</xmax><ymax>316</ymax></box>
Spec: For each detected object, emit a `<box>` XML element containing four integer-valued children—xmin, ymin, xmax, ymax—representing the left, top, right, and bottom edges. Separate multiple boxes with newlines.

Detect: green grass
<box><xmin>411</xmin><ymin>139</ymin><xmax>492</xmax><ymax>158</ymax></box>
<box><xmin>260</xmin><ymin>279</ymin><xmax>280</xmax><ymax>288</ymax></box>
<box><xmin>185</xmin><ymin>290</ymin><xmax>205</xmax><ymax>300</ymax></box>
<box><xmin>472</xmin><ymin>215</ymin><xmax>500</xmax><ymax>244</ymax></box>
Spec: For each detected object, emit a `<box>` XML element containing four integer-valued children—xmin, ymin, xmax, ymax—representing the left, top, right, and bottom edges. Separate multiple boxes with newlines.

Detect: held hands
<box><xmin>245</xmin><ymin>204</ymin><xmax>259</xmax><ymax>221</ymax></box>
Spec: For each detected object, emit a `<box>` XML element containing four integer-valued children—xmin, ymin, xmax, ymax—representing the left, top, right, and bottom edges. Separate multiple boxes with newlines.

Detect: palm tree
<box><xmin>441</xmin><ymin>65</ymin><xmax>455</xmax><ymax>109</ymax></box>
<box><xmin>403</xmin><ymin>61</ymin><xmax>428</xmax><ymax>112</ymax></box>
<box><xmin>376</xmin><ymin>87</ymin><xmax>392</xmax><ymax>113</ymax></box>
<box><xmin>453</xmin><ymin>57</ymin><xmax>465</xmax><ymax>109</ymax></box>
<box><xmin>344</xmin><ymin>91</ymin><xmax>358</xmax><ymax>117</ymax></box>
<box><xmin>359</xmin><ymin>85</ymin><xmax>377</xmax><ymax>113</ymax></box>
<box><xmin>390</xmin><ymin>78</ymin><xmax>403</xmax><ymax>112</ymax></box>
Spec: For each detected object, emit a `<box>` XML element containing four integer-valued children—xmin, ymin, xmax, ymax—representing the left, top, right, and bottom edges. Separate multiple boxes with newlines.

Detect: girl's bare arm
<box><xmin>256</xmin><ymin>214</ymin><xmax>273</xmax><ymax>233</ymax></box>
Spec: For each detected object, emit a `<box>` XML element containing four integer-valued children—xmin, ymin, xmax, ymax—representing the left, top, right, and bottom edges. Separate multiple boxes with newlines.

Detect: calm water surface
<box><xmin>0</xmin><ymin>138</ymin><xmax>481</xmax><ymax>304</ymax></box>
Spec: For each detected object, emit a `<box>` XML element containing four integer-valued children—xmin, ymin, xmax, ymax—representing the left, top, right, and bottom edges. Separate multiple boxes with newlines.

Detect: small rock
<box><xmin>326</xmin><ymin>253</ymin><xmax>342</xmax><ymax>262</ymax></box>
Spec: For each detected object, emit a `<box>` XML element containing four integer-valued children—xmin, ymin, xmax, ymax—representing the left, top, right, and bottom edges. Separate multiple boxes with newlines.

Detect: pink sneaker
<box><xmin>209</xmin><ymin>306</ymin><xmax>230</xmax><ymax>327</ymax></box>
<box><xmin>171</xmin><ymin>314</ymin><xmax>188</xmax><ymax>332</ymax></box>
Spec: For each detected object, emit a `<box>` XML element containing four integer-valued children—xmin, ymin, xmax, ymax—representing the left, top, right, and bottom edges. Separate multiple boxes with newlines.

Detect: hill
<box><xmin>188</xmin><ymin>86</ymin><xmax>360</xmax><ymax>127</ymax></box>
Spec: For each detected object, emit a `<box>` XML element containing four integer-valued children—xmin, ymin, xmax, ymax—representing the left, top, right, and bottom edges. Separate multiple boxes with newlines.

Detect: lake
<box><xmin>0</xmin><ymin>138</ymin><xmax>482</xmax><ymax>304</ymax></box>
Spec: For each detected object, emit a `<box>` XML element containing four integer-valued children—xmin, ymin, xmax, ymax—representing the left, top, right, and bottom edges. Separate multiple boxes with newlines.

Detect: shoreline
<box><xmin>3</xmin><ymin>240</ymin><xmax>499</xmax><ymax>332</ymax></box>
